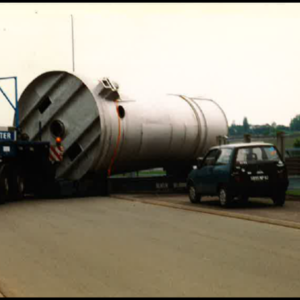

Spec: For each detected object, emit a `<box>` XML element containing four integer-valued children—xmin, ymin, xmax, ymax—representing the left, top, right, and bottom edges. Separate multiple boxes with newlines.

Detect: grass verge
<box><xmin>286</xmin><ymin>190</ymin><xmax>300</xmax><ymax>197</ymax></box>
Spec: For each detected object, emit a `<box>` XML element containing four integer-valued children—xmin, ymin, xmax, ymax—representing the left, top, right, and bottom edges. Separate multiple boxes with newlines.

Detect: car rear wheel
<box><xmin>272</xmin><ymin>192</ymin><xmax>286</xmax><ymax>207</ymax></box>
<box><xmin>188</xmin><ymin>184</ymin><xmax>201</xmax><ymax>204</ymax></box>
<box><xmin>219</xmin><ymin>187</ymin><xmax>233</xmax><ymax>208</ymax></box>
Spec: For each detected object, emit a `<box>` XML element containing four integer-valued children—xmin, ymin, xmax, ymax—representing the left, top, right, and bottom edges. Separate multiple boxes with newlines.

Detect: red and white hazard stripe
<box><xmin>49</xmin><ymin>145</ymin><xmax>64</xmax><ymax>163</ymax></box>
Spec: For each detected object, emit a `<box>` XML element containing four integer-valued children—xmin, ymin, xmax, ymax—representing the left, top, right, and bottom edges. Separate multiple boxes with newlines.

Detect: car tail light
<box><xmin>232</xmin><ymin>171</ymin><xmax>242</xmax><ymax>182</ymax></box>
<box><xmin>235</xmin><ymin>175</ymin><xmax>242</xmax><ymax>182</ymax></box>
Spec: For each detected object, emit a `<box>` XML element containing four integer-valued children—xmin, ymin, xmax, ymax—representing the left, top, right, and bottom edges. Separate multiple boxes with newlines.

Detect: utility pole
<box><xmin>71</xmin><ymin>14</ymin><xmax>75</xmax><ymax>72</ymax></box>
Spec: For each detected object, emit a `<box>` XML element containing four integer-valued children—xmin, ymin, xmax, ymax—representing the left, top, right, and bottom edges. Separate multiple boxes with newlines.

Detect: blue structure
<box><xmin>0</xmin><ymin>76</ymin><xmax>19</xmax><ymax>130</ymax></box>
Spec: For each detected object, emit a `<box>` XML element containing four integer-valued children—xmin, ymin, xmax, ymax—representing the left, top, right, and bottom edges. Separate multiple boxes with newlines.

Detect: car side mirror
<box><xmin>197</xmin><ymin>158</ymin><xmax>204</xmax><ymax>169</ymax></box>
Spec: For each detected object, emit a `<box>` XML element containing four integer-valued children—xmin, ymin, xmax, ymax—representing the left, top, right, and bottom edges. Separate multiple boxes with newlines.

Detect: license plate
<box><xmin>250</xmin><ymin>175</ymin><xmax>269</xmax><ymax>181</ymax></box>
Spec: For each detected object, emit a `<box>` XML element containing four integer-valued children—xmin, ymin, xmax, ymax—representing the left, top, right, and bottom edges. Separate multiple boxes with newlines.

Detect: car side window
<box><xmin>215</xmin><ymin>149</ymin><xmax>233</xmax><ymax>166</ymax></box>
<box><xmin>202</xmin><ymin>150</ymin><xmax>220</xmax><ymax>167</ymax></box>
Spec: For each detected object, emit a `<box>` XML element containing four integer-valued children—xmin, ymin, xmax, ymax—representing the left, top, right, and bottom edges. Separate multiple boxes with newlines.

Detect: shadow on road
<box><xmin>0</xmin><ymin>194</ymin><xmax>107</xmax><ymax>207</ymax></box>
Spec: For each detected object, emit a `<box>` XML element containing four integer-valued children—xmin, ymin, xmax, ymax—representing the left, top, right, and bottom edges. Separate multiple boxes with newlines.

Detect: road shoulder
<box><xmin>111</xmin><ymin>194</ymin><xmax>300</xmax><ymax>230</ymax></box>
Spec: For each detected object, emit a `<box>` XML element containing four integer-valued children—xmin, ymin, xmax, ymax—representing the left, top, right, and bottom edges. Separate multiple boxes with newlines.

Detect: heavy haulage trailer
<box><xmin>0</xmin><ymin>77</ymin><xmax>53</xmax><ymax>202</ymax></box>
<box><xmin>0</xmin><ymin>72</ymin><xmax>228</xmax><ymax>202</ymax></box>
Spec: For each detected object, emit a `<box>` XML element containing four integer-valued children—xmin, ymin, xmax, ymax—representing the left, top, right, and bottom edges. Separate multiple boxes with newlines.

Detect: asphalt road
<box><xmin>114</xmin><ymin>193</ymin><xmax>300</xmax><ymax>226</ymax></box>
<box><xmin>0</xmin><ymin>197</ymin><xmax>299</xmax><ymax>297</ymax></box>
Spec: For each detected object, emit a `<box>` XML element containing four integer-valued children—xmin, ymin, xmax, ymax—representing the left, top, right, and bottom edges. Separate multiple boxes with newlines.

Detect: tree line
<box><xmin>229</xmin><ymin>114</ymin><xmax>300</xmax><ymax>137</ymax></box>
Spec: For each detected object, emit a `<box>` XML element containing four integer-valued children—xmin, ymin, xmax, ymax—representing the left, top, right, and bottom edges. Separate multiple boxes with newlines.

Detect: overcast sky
<box><xmin>0</xmin><ymin>3</ymin><xmax>299</xmax><ymax>127</ymax></box>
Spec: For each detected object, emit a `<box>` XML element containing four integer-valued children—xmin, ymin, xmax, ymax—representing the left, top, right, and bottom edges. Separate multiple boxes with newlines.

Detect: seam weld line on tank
<box><xmin>196</xmin><ymin>97</ymin><xmax>229</xmax><ymax>131</ymax></box>
<box><xmin>189</xmin><ymin>98</ymin><xmax>209</xmax><ymax>155</ymax></box>
<box><xmin>108</xmin><ymin>99</ymin><xmax>122</xmax><ymax>176</ymax></box>
<box><xmin>179</xmin><ymin>95</ymin><xmax>202</xmax><ymax>157</ymax></box>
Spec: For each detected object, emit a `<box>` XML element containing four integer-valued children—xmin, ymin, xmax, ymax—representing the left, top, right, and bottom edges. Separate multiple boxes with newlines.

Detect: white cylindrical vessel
<box><xmin>18</xmin><ymin>71</ymin><xmax>228</xmax><ymax>180</ymax></box>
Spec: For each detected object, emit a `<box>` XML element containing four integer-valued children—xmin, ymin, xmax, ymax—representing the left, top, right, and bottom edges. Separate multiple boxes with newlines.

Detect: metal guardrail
<box><xmin>228</xmin><ymin>133</ymin><xmax>300</xmax><ymax>143</ymax></box>
<box><xmin>286</xmin><ymin>148</ymin><xmax>300</xmax><ymax>157</ymax></box>
<box><xmin>286</xmin><ymin>157</ymin><xmax>300</xmax><ymax>176</ymax></box>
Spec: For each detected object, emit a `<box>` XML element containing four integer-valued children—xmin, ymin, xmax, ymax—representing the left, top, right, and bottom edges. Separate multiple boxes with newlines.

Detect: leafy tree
<box><xmin>228</xmin><ymin>118</ymin><xmax>293</xmax><ymax>137</ymax></box>
<box><xmin>251</xmin><ymin>124</ymin><xmax>272</xmax><ymax>136</ymax></box>
<box><xmin>243</xmin><ymin>117</ymin><xmax>250</xmax><ymax>133</ymax></box>
<box><xmin>294</xmin><ymin>138</ymin><xmax>300</xmax><ymax>148</ymax></box>
<box><xmin>276</xmin><ymin>125</ymin><xmax>290</xmax><ymax>133</ymax></box>
<box><xmin>290</xmin><ymin>114</ymin><xmax>300</xmax><ymax>132</ymax></box>
<box><xmin>228</xmin><ymin>122</ymin><xmax>244</xmax><ymax>136</ymax></box>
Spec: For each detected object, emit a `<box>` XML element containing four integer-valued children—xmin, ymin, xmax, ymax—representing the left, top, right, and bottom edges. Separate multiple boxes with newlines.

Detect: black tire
<box><xmin>188</xmin><ymin>183</ymin><xmax>201</xmax><ymax>204</ymax></box>
<box><xmin>8</xmin><ymin>171</ymin><xmax>24</xmax><ymax>201</ymax></box>
<box><xmin>14</xmin><ymin>175</ymin><xmax>25</xmax><ymax>201</ymax></box>
<box><xmin>272</xmin><ymin>192</ymin><xmax>286</xmax><ymax>207</ymax></box>
<box><xmin>219</xmin><ymin>187</ymin><xmax>233</xmax><ymax>208</ymax></box>
<box><xmin>0</xmin><ymin>165</ymin><xmax>9</xmax><ymax>204</ymax></box>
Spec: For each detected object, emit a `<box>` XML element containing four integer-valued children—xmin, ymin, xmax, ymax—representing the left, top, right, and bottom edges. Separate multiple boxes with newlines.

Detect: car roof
<box><xmin>210</xmin><ymin>142</ymin><xmax>274</xmax><ymax>150</ymax></box>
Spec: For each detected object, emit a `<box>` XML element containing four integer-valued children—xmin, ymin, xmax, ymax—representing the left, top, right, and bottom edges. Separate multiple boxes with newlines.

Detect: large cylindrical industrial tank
<box><xmin>18</xmin><ymin>71</ymin><xmax>228</xmax><ymax>180</ymax></box>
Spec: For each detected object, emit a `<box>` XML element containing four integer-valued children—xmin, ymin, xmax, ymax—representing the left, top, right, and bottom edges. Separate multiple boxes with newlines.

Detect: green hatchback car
<box><xmin>187</xmin><ymin>143</ymin><xmax>289</xmax><ymax>207</ymax></box>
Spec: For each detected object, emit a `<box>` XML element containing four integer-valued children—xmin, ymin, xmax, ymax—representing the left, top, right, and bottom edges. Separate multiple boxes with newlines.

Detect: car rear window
<box><xmin>236</xmin><ymin>146</ymin><xmax>280</xmax><ymax>164</ymax></box>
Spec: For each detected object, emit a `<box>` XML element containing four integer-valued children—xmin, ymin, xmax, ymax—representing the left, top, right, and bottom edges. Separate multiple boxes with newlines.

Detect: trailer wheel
<box><xmin>0</xmin><ymin>165</ymin><xmax>9</xmax><ymax>204</ymax></box>
<box><xmin>15</xmin><ymin>175</ymin><xmax>25</xmax><ymax>200</ymax></box>
<box><xmin>8</xmin><ymin>172</ymin><xmax>25</xmax><ymax>201</ymax></box>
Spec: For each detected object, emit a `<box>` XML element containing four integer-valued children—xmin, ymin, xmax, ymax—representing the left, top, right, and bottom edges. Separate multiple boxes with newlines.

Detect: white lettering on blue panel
<box><xmin>0</xmin><ymin>131</ymin><xmax>15</xmax><ymax>141</ymax></box>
